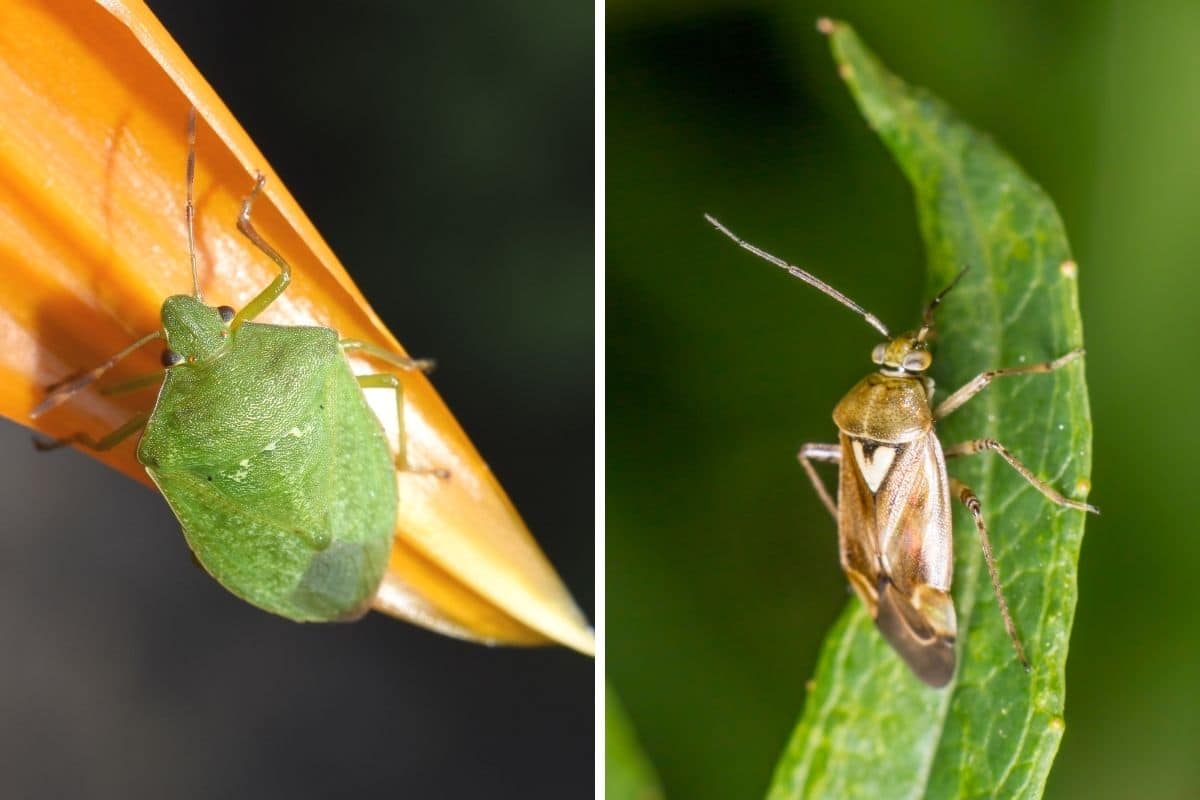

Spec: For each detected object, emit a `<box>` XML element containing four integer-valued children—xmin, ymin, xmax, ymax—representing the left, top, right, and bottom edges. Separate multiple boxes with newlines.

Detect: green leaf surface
<box><xmin>606</xmin><ymin>682</ymin><xmax>666</xmax><ymax>800</ymax></box>
<box><xmin>766</xmin><ymin>21</ymin><xmax>1094</xmax><ymax>800</ymax></box>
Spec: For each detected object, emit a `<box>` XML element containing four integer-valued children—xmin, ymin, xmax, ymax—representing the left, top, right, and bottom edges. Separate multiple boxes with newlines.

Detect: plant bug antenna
<box><xmin>704</xmin><ymin>214</ymin><xmax>892</xmax><ymax>338</ymax></box>
<box><xmin>185</xmin><ymin>107</ymin><xmax>201</xmax><ymax>301</ymax></box>
<box><xmin>916</xmin><ymin>267</ymin><xmax>969</xmax><ymax>344</ymax></box>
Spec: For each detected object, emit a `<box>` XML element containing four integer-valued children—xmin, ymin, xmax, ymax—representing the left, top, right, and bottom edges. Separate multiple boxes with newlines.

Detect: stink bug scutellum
<box><xmin>31</xmin><ymin>110</ymin><xmax>445</xmax><ymax>622</ymax></box>
<box><xmin>706</xmin><ymin>214</ymin><xmax>1097</xmax><ymax>687</ymax></box>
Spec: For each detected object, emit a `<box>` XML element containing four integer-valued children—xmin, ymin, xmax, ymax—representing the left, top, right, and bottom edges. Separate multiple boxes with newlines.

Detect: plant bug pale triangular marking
<box><xmin>32</xmin><ymin>109</ymin><xmax>446</xmax><ymax>622</ymax></box>
<box><xmin>707</xmin><ymin>214</ymin><xmax>1098</xmax><ymax>688</ymax></box>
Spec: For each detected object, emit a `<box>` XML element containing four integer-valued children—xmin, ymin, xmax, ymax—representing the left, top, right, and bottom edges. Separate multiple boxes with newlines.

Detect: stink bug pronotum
<box><xmin>31</xmin><ymin>110</ymin><xmax>446</xmax><ymax>622</ymax></box>
<box><xmin>706</xmin><ymin>214</ymin><xmax>1097</xmax><ymax>687</ymax></box>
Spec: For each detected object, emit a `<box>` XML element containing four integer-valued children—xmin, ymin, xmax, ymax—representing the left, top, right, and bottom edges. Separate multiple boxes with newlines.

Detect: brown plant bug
<box><xmin>706</xmin><ymin>214</ymin><xmax>1098</xmax><ymax>687</ymax></box>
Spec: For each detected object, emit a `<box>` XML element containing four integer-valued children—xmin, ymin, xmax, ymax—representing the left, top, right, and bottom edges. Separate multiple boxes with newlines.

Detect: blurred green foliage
<box><xmin>607</xmin><ymin>2</ymin><xmax>1199</xmax><ymax>799</ymax></box>
<box><xmin>607</xmin><ymin>683</ymin><xmax>666</xmax><ymax>800</ymax></box>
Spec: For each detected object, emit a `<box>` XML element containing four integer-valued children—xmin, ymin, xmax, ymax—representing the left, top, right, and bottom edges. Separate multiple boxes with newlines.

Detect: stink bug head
<box><xmin>160</xmin><ymin>294</ymin><xmax>231</xmax><ymax>363</ymax></box>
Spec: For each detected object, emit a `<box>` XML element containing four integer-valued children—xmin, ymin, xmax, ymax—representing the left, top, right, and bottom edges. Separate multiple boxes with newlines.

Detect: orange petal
<box><xmin>0</xmin><ymin>0</ymin><xmax>593</xmax><ymax>655</ymax></box>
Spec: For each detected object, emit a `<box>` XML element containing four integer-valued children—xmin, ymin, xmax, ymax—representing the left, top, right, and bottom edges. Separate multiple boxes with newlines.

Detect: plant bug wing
<box><xmin>875</xmin><ymin>576</ymin><xmax>956</xmax><ymax>687</ymax></box>
<box><xmin>835</xmin><ymin>431</ymin><xmax>957</xmax><ymax>686</ymax></box>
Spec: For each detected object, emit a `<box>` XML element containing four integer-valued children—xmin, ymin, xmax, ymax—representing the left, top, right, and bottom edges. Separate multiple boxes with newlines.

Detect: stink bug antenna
<box><xmin>29</xmin><ymin>329</ymin><xmax>163</xmax><ymax>419</ymax></box>
<box><xmin>916</xmin><ymin>267</ymin><xmax>969</xmax><ymax>343</ymax></box>
<box><xmin>705</xmin><ymin>214</ymin><xmax>891</xmax><ymax>338</ymax></box>
<box><xmin>185</xmin><ymin>107</ymin><xmax>202</xmax><ymax>301</ymax></box>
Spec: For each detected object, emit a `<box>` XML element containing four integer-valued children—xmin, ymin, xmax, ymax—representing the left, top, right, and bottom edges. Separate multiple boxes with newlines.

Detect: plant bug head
<box><xmin>708</xmin><ymin>214</ymin><xmax>1096</xmax><ymax>688</ymax></box>
<box><xmin>869</xmin><ymin>268</ymin><xmax>968</xmax><ymax>376</ymax></box>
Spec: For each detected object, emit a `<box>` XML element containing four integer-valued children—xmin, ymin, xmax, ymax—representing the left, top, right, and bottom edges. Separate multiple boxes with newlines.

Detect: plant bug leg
<box><xmin>933</xmin><ymin>344</ymin><xmax>1097</xmax><ymax>515</ymax></box>
<box><xmin>944</xmin><ymin>438</ymin><xmax>1098</xmax><ymax>514</ymax></box>
<box><xmin>797</xmin><ymin>443</ymin><xmax>840</xmax><ymax>520</ymax></box>
<box><xmin>949</xmin><ymin>477</ymin><xmax>1030</xmax><ymax>671</ymax></box>
<box><xmin>933</xmin><ymin>349</ymin><xmax>1087</xmax><ymax>421</ymax></box>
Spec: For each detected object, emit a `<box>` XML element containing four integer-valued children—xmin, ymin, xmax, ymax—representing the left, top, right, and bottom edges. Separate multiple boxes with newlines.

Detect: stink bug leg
<box><xmin>708</xmin><ymin>213</ymin><xmax>1098</xmax><ymax>687</ymax></box>
<box><xmin>232</xmin><ymin>171</ymin><xmax>290</xmax><ymax>329</ymax></box>
<box><xmin>33</xmin><ymin>411</ymin><xmax>150</xmax><ymax>453</ymax></box>
<box><xmin>29</xmin><ymin>330</ymin><xmax>163</xmax><ymax>420</ymax></box>
<box><xmin>235</xmin><ymin>174</ymin><xmax>447</xmax><ymax>480</ymax></box>
<box><xmin>353</xmin><ymin>367</ymin><xmax>450</xmax><ymax>479</ymax></box>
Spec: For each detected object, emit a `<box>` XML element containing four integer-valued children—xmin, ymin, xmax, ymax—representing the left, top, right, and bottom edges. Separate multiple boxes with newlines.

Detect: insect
<box><xmin>706</xmin><ymin>214</ymin><xmax>1097</xmax><ymax>687</ymax></box>
<box><xmin>31</xmin><ymin>109</ymin><xmax>445</xmax><ymax>622</ymax></box>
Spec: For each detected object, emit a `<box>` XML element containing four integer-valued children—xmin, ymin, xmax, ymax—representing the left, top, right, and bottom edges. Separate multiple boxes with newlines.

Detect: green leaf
<box><xmin>766</xmin><ymin>20</ymin><xmax>1094</xmax><ymax>800</ymax></box>
<box><xmin>606</xmin><ymin>682</ymin><xmax>666</xmax><ymax>800</ymax></box>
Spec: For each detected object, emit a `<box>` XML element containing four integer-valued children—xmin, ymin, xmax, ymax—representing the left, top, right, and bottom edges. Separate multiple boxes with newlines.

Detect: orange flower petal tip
<box><xmin>0</xmin><ymin>0</ymin><xmax>593</xmax><ymax>655</ymax></box>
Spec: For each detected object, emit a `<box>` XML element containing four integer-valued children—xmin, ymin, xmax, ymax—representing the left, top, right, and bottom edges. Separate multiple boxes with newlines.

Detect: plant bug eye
<box><xmin>902</xmin><ymin>350</ymin><xmax>932</xmax><ymax>372</ymax></box>
<box><xmin>217</xmin><ymin>305</ymin><xmax>235</xmax><ymax>323</ymax></box>
<box><xmin>161</xmin><ymin>348</ymin><xmax>184</xmax><ymax>368</ymax></box>
<box><xmin>871</xmin><ymin>343</ymin><xmax>886</xmax><ymax>364</ymax></box>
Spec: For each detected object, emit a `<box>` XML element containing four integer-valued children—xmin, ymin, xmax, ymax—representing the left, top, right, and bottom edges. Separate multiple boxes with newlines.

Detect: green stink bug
<box><xmin>31</xmin><ymin>110</ymin><xmax>443</xmax><ymax>622</ymax></box>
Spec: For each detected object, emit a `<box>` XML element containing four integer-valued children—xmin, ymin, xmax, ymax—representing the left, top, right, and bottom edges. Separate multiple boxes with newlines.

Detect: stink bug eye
<box><xmin>217</xmin><ymin>305</ymin><xmax>235</xmax><ymax>323</ymax></box>
<box><xmin>161</xmin><ymin>348</ymin><xmax>184</xmax><ymax>368</ymax></box>
<box><xmin>709</xmin><ymin>214</ymin><xmax>1098</xmax><ymax>687</ymax></box>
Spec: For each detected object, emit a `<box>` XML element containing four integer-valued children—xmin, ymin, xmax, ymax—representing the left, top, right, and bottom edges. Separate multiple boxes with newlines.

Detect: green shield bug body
<box><xmin>33</xmin><ymin>110</ymin><xmax>441</xmax><ymax>622</ymax></box>
<box><xmin>707</xmin><ymin>214</ymin><xmax>1097</xmax><ymax>687</ymax></box>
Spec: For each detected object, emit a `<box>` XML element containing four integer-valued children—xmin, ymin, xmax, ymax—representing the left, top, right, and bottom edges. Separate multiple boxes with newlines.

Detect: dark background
<box><xmin>0</xmin><ymin>2</ymin><xmax>592</xmax><ymax>798</ymax></box>
<box><xmin>609</xmin><ymin>1</ymin><xmax>1198</xmax><ymax>799</ymax></box>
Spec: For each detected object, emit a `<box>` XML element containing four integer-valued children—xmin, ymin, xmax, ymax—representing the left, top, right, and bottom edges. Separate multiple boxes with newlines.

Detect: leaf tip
<box><xmin>816</xmin><ymin>17</ymin><xmax>837</xmax><ymax>36</ymax></box>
